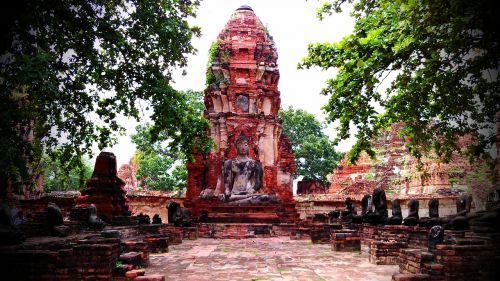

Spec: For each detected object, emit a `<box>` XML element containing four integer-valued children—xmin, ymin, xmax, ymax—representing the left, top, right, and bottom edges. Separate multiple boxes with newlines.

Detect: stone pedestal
<box><xmin>369</xmin><ymin>240</ymin><xmax>408</xmax><ymax>265</ymax></box>
<box><xmin>75</xmin><ymin>152</ymin><xmax>130</xmax><ymax>222</ymax></box>
<box><xmin>186</xmin><ymin>200</ymin><xmax>298</xmax><ymax>224</ymax></box>
<box><xmin>331</xmin><ymin>231</ymin><xmax>361</xmax><ymax>251</ymax></box>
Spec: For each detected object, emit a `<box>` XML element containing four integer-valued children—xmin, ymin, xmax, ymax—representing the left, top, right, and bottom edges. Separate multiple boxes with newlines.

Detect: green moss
<box><xmin>206</xmin><ymin>69</ymin><xmax>216</xmax><ymax>86</ymax></box>
<box><xmin>447</xmin><ymin>166</ymin><xmax>465</xmax><ymax>178</ymax></box>
<box><xmin>205</xmin><ymin>40</ymin><xmax>220</xmax><ymax>85</ymax></box>
<box><xmin>263</xmin><ymin>24</ymin><xmax>270</xmax><ymax>35</ymax></box>
<box><xmin>207</xmin><ymin>40</ymin><xmax>220</xmax><ymax>67</ymax></box>
<box><xmin>277</xmin><ymin>267</ymin><xmax>291</xmax><ymax>273</ymax></box>
<box><xmin>390</xmin><ymin>178</ymin><xmax>401</xmax><ymax>185</ymax></box>
<box><xmin>402</xmin><ymin>169</ymin><xmax>411</xmax><ymax>178</ymax></box>
<box><xmin>221</xmin><ymin>49</ymin><xmax>231</xmax><ymax>66</ymax></box>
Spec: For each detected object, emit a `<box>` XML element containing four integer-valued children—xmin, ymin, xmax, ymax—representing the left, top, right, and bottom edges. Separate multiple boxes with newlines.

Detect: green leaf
<box><xmin>300</xmin><ymin>0</ymin><xmax>499</xmax><ymax>165</ymax></box>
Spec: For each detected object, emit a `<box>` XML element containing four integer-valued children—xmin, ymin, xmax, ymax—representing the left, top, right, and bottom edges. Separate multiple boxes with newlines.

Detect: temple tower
<box><xmin>186</xmin><ymin>6</ymin><xmax>296</xmax><ymax>213</ymax></box>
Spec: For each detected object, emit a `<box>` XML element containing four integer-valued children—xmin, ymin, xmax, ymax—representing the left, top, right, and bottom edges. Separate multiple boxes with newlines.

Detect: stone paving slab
<box><xmin>145</xmin><ymin>237</ymin><xmax>398</xmax><ymax>281</ymax></box>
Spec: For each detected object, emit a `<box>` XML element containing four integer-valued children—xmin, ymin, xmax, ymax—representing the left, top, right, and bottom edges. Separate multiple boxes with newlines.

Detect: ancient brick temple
<box><xmin>328</xmin><ymin>123</ymin><xmax>494</xmax><ymax>202</ymax></box>
<box><xmin>185</xmin><ymin>6</ymin><xmax>296</xmax><ymax>222</ymax></box>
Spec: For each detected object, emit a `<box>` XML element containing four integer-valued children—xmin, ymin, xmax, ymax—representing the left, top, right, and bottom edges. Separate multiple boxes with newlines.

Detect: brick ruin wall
<box><xmin>295</xmin><ymin>195</ymin><xmax>459</xmax><ymax>220</ymax></box>
<box><xmin>18</xmin><ymin>192</ymin><xmax>462</xmax><ymax>223</ymax></box>
<box><xmin>17</xmin><ymin>191</ymin><xmax>183</xmax><ymax>224</ymax></box>
<box><xmin>327</xmin><ymin>123</ymin><xmax>496</xmax><ymax>211</ymax></box>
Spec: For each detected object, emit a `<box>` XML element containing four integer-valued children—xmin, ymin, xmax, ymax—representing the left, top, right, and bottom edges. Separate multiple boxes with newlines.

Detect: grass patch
<box><xmin>277</xmin><ymin>267</ymin><xmax>291</xmax><ymax>273</ymax></box>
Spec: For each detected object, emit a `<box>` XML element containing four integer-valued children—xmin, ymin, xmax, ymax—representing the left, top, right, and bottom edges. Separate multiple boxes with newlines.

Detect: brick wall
<box><xmin>0</xmin><ymin>237</ymin><xmax>120</xmax><ymax>281</ymax></box>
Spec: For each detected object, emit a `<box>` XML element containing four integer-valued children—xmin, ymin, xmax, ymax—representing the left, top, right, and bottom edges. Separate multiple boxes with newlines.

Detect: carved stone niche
<box><xmin>262</xmin><ymin>97</ymin><xmax>272</xmax><ymax>115</ymax></box>
<box><xmin>236</xmin><ymin>94</ymin><xmax>249</xmax><ymax>112</ymax></box>
<box><xmin>238</xmin><ymin>47</ymin><xmax>250</xmax><ymax>60</ymax></box>
<box><xmin>256</xmin><ymin>62</ymin><xmax>265</xmax><ymax>81</ymax></box>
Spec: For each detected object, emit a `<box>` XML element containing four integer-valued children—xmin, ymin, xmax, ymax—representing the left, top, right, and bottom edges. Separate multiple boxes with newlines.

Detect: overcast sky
<box><xmin>109</xmin><ymin>0</ymin><xmax>356</xmax><ymax>166</ymax></box>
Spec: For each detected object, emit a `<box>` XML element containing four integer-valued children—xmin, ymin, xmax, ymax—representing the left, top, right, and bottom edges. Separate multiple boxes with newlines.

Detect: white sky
<box><xmin>108</xmin><ymin>0</ymin><xmax>356</xmax><ymax>166</ymax></box>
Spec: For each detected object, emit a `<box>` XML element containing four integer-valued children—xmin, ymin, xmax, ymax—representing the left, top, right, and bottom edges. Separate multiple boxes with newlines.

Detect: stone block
<box><xmin>310</xmin><ymin>227</ymin><xmax>331</xmax><ymax>244</ymax></box>
<box><xmin>119</xmin><ymin>252</ymin><xmax>143</xmax><ymax>267</ymax></box>
<box><xmin>135</xmin><ymin>275</ymin><xmax>166</xmax><ymax>281</ymax></box>
<box><xmin>332</xmin><ymin>232</ymin><xmax>361</xmax><ymax>251</ymax></box>
<box><xmin>392</xmin><ymin>274</ymin><xmax>430</xmax><ymax>281</ymax></box>
<box><xmin>144</xmin><ymin>236</ymin><xmax>169</xmax><ymax>253</ymax></box>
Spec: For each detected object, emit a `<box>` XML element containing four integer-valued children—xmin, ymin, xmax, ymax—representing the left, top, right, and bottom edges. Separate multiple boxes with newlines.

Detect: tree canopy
<box><xmin>301</xmin><ymin>0</ymin><xmax>499</xmax><ymax>164</ymax></box>
<box><xmin>132</xmin><ymin>148</ymin><xmax>187</xmax><ymax>192</ymax></box>
<box><xmin>279</xmin><ymin>106</ymin><xmax>343</xmax><ymax>186</ymax></box>
<box><xmin>131</xmin><ymin>90</ymin><xmax>205</xmax><ymax>191</ymax></box>
<box><xmin>0</xmin><ymin>0</ymin><xmax>210</xmax><ymax>193</ymax></box>
<box><xmin>40</xmin><ymin>154</ymin><xmax>93</xmax><ymax>192</ymax></box>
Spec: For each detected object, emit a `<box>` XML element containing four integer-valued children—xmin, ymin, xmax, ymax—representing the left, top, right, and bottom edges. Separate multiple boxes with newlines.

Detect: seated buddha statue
<box><xmin>222</xmin><ymin>133</ymin><xmax>276</xmax><ymax>204</ymax></box>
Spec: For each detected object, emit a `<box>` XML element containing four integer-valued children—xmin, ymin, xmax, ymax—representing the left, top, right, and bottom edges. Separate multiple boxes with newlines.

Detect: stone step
<box><xmin>392</xmin><ymin>273</ymin><xmax>430</xmax><ymax>281</ymax></box>
<box><xmin>125</xmin><ymin>269</ymin><xmax>145</xmax><ymax>278</ymax></box>
<box><xmin>197</xmin><ymin>223</ymin><xmax>274</xmax><ymax>238</ymax></box>
<box><xmin>112</xmin><ymin>264</ymin><xmax>134</xmax><ymax>277</ymax></box>
<box><xmin>143</xmin><ymin>236</ymin><xmax>169</xmax><ymax>253</ymax></box>
<box><xmin>203</xmin><ymin>212</ymin><xmax>280</xmax><ymax>223</ymax></box>
<box><xmin>208</xmin><ymin>205</ymin><xmax>280</xmax><ymax>213</ymax></box>
<box><xmin>135</xmin><ymin>275</ymin><xmax>165</xmax><ymax>281</ymax></box>
<box><xmin>118</xmin><ymin>252</ymin><xmax>143</xmax><ymax>267</ymax></box>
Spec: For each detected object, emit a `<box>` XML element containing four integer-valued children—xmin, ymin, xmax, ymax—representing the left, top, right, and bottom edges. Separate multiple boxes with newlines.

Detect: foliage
<box><xmin>263</xmin><ymin>24</ymin><xmax>270</xmax><ymax>35</ymax></box>
<box><xmin>301</xmin><ymin>0</ymin><xmax>500</xmax><ymax>164</ymax></box>
<box><xmin>465</xmin><ymin>163</ymin><xmax>494</xmax><ymax>206</ymax></box>
<box><xmin>0</xmin><ymin>0</ymin><xmax>208</xmax><ymax>192</ymax></box>
<box><xmin>221</xmin><ymin>49</ymin><xmax>231</xmax><ymax>66</ymax></box>
<box><xmin>279</xmin><ymin>106</ymin><xmax>343</xmax><ymax>185</ymax></box>
<box><xmin>133</xmin><ymin>149</ymin><xmax>187</xmax><ymax>191</ymax></box>
<box><xmin>206</xmin><ymin>40</ymin><xmax>220</xmax><ymax>85</ymax></box>
<box><xmin>40</xmin><ymin>154</ymin><xmax>93</xmax><ymax>192</ymax></box>
<box><xmin>131</xmin><ymin>90</ymin><xmax>207</xmax><ymax>191</ymax></box>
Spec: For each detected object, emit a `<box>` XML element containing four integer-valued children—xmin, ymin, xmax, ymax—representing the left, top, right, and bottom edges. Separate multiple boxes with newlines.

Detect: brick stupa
<box><xmin>75</xmin><ymin>151</ymin><xmax>131</xmax><ymax>222</ymax></box>
<box><xmin>185</xmin><ymin>6</ymin><xmax>297</xmax><ymax>223</ymax></box>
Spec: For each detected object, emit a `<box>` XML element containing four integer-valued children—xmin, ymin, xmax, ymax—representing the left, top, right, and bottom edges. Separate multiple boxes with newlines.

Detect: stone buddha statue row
<box><xmin>339</xmin><ymin>189</ymin><xmax>480</xmax><ymax>231</ymax></box>
<box><xmin>402</xmin><ymin>194</ymin><xmax>473</xmax><ymax>230</ymax></box>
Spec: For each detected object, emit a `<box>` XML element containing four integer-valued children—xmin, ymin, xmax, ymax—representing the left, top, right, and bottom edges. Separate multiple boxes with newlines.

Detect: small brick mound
<box><xmin>310</xmin><ymin>227</ymin><xmax>331</xmax><ymax>244</ymax></box>
<box><xmin>369</xmin><ymin>240</ymin><xmax>408</xmax><ymax>265</ymax></box>
<box><xmin>182</xmin><ymin>227</ymin><xmax>198</xmax><ymax>240</ymax></box>
<box><xmin>398</xmin><ymin>249</ymin><xmax>434</xmax><ymax>274</ymax></box>
<box><xmin>158</xmin><ymin>225</ymin><xmax>183</xmax><ymax>244</ymax></box>
<box><xmin>121</xmin><ymin>241</ymin><xmax>150</xmax><ymax>267</ymax></box>
<box><xmin>119</xmin><ymin>252</ymin><xmax>144</xmax><ymax>268</ymax></box>
<box><xmin>332</xmin><ymin>232</ymin><xmax>361</xmax><ymax>252</ymax></box>
<box><xmin>0</xmin><ymin>237</ymin><xmax>121</xmax><ymax>280</ymax></box>
<box><xmin>434</xmin><ymin>242</ymin><xmax>500</xmax><ymax>281</ymax></box>
<box><xmin>144</xmin><ymin>235</ymin><xmax>169</xmax><ymax>253</ymax></box>
<box><xmin>290</xmin><ymin>227</ymin><xmax>311</xmax><ymax>240</ymax></box>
